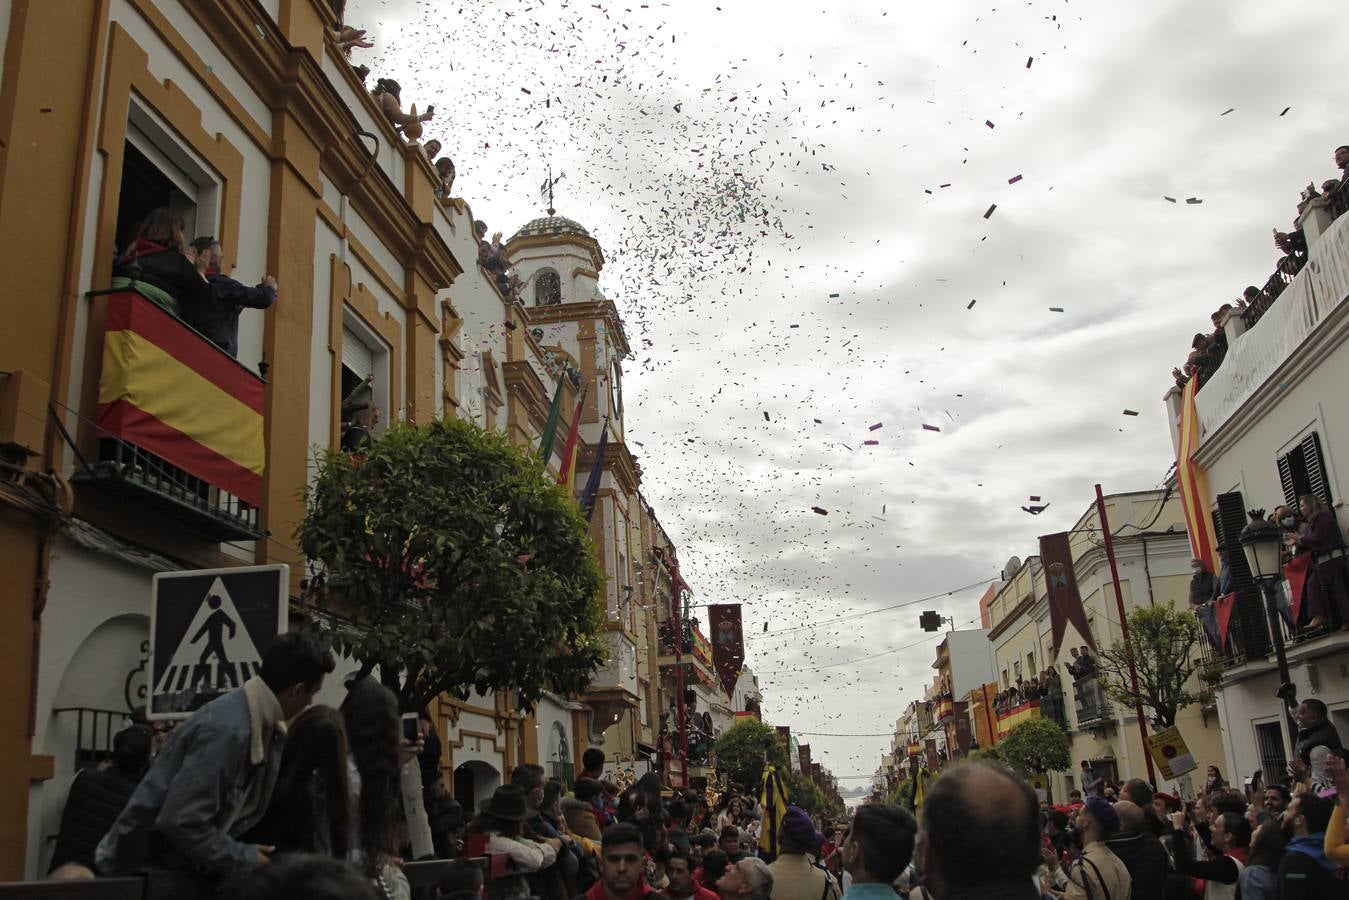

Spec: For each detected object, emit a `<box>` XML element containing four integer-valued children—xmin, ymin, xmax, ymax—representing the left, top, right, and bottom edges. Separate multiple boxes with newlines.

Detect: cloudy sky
<box><xmin>350</xmin><ymin>0</ymin><xmax>1345</xmax><ymax>783</ymax></box>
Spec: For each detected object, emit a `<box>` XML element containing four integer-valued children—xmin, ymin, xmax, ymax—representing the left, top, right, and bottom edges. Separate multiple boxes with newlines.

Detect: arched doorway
<box><xmin>453</xmin><ymin>759</ymin><xmax>501</xmax><ymax>812</ymax></box>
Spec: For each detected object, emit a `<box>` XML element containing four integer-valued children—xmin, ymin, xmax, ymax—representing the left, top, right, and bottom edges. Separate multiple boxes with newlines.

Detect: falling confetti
<box><xmin>921</xmin><ymin>424</ymin><xmax>941</xmax><ymax>432</ymax></box>
<box><xmin>811</xmin><ymin>507</ymin><xmax>828</xmax><ymax>516</ymax></box>
<box><xmin>1122</xmin><ymin>409</ymin><xmax>1139</xmax><ymax>416</ymax></box>
<box><xmin>983</xmin><ymin>203</ymin><xmax>997</xmax><ymax>219</ymax></box>
<box><xmin>1008</xmin><ymin>174</ymin><xmax>1023</xmax><ymax>185</ymax></box>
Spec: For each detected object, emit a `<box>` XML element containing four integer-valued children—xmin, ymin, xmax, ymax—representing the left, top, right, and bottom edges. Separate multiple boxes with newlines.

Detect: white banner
<box><xmin>1196</xmin><ymin>214</ymin><xmax>1349</xmax><ymax>437</ymax></box>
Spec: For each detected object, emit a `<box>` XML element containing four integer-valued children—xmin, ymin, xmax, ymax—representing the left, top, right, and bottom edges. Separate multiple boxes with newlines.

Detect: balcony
<box><xmin>586</xmin><ymin>630</ymin><xmax>640</xmax><ymax>731</ymax></box>
<box><xmin>1073</xmin><ymin>674</ymin><xmax>1110</xmax><ymax>728</ymax></box>
<box><xmin>72</xmin><ymin>290</ymin><xmax>265</xmax><ymax>541</ymax></box>
<box><xmin>1210</xmin><ymin>580</ymin><xmax>1349</xmax><ymax>679</ymax></box>
<box><xmin>995</xmin><ymin>698</ymin><xmax>1040</xmax><ymax>740</ymax></box>
<box><xmin>1173</xmin><ymin>179</ymin><xmax>1349</xmax><ymax>439</ymax></box>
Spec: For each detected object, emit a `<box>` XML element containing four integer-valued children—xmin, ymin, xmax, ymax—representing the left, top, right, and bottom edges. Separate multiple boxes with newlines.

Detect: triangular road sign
<box><xmin>153</xmin><ymin>576</ymin><xmax>264</xmax><ymax>697</ymax></box>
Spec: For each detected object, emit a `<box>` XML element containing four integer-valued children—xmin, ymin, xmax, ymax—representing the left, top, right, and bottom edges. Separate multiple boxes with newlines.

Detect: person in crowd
<box><xmin>436</xmin><ymin>857</ymin><xmax>486</xmax><ymax>900</ymax></box>
<box><xmin>669</xmin><ymin>849</ymin><xmax>718</xmax><ymax>900</ymax></box>
<box><xmin>1295</xmin><ymin>494</ymin><xmax>1349</xmax><ymax>629</ymax></box>
<box><xmin>1239</xmin><ymin>820</ymin><xmax>1285</xmax><ymax>900</ymax></box>
<box><xmin>717</xmin><ymin>857</ymin><xmax>774</xmax><ymax>900</ymax></box>
<box><xmin>587</xmin><ymin>822</ymin><xmax>649</xmax><ymax>900</ymax></box>
<box><xmin>691</xmin><ymin>833</ymin><xmax>715</xmax><ymax>871</ymax></box>
<box><xmin>95</xmin><ymin>632</ymin><xmax>334</xmax><ymax>896</ymax></box>
<box><xmin>1067</xmin><ymin>790</ymin><xmax>1082</xmax><ymax>806</ymax></box>
<box><xmin>243</xmin><ymin>704</ymin><xmax>350</xmax><ymax>859</ymax></box>
<box><xmin>719</xmin><ymin>825</ymin><xmax>746</xmax><ymax>864</ymax></box>
<box><xmin>114</xmin><ymin>207</ymin><xmax>214</xmax><ymax>315</ymax></box>
<box><xmin>835</xmin><ymin>803</ymin><xmax>912</xmax><ymax>900</ymax></box>
<box><xmin>183</xmin><ymin>236</ymin><xmax>277</xmax><ymax>358</ymax></box>
<box><xmin>371</xmin><ymin>78</ymin><xmax>434</xmax><ymax>137</ymax></box>
<box><xmin>767</xmin><ymin>806</ymin><xmax>840</xmax><ymax>900</ymax></box>
<box><xmin>567</xmin><ymin>779</ymin><xmax>606</xmax><ymax>840</ymax></box>
<box><xmin>469</xmin><ymin>784</ymin><xmax>560</xmax><ymax>900</ymax></box>
<box><xmin>423</xmin><ymin>140</ymin><xmax>442</xmax><ymax>160</ymax></box>
<box><xmin>1263</xmin><ymin>784</ymin><xmax>1291</xmax><ymax>819</ymax></box>
<box><xmin>340</xmin><ymin>678</ymin><xmax>407</xmax><ymax>882</ymax></box>
<box><xmin>1203</xmin><ymin>766</ymin><xmax>1226</xmax><ymax>796</ymax></box>
<box><xmin>1278</xmin><ymin>792</ymin><xmax>1339</xmax><ymax>895</ymax></box>
<box><xmin>435</xmin><ymin>157</ymin><xmax>457</xmax><ymax>200</ymax></box>
<box><xmin>1171</xmin><ymin>810</ymin><xmax>1249</xmax><ymax>900</ymax></box>
<box><xmin>1103</xmin><ymin>801</ymin><xmax>1169</xmax><ymax>900</ymax></box>
<box><xmin>919</xmin><ymin>761</ymin><xmax>1038</xmax><ymax>899</ymax></box>
<box><xmin>1334</xmin><ymin>145</ymin><xmax>1349</xmax><ymax>187</ymax></box>
<box><xmin>1045</xmin><ymin>796</ymin><xmax>1131</xmax><ymax>900</ymax></box>
<box><xmin>1327</xmin><ymin>754</ymin><xmax>1349</xmax><ymax>866</ymax></box>
<box><xmin>1118</xmin><ymin>779</ymin><xmax>1165</xmax><ymax>837</ymax></box>
<box><xmin>698</xmin><ymin>849</ymin><xmax>729</xmax><ymax>891</ymax></box>
<box><xmin>418</xmin><ymin>709</ymin><xmax>463</xmax><ymax>860</ymax></box>
<box><xmin>513</xmin><ymin>762</ymin><xmax>580</xmax><ymax>900</ymax></box>
<box><xmin>1078</xmin><ymin>761</ymin><xmax>1104</xmax><ymax>799</ymax></box>
<box><xmin>225</xmin><ymin>853</ymin><xmax>380</xmax><ymax>900</ymax></box>
<box><xmin>48</xmin><ymin>725</ymin><xmax>154</xmax><ymax>873</ymax></box>
<box><xmin>1292</xmin><ymin>699</ymin><xmax>1343</xmax><ymax>782</ymax></box>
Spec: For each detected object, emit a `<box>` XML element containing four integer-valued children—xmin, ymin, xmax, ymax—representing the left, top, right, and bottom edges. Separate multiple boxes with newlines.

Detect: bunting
<box><xmin>1215</xmin><ymin>592</ymin><xmax>1237</xmax><ymax>650</ymax></box>
<box><xmin>1284</xmin><ymin>554</ymin><xmax>1311</xmax><ymax>625</ymax></box>
<box><xmin>758</xmin><ymin>763</ymin><xmax>789</xmax><ymax>862</ymax></box>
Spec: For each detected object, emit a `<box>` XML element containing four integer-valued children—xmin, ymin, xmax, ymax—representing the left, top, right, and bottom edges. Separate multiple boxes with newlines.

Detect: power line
<box><xmin>748</xmin><ymin>576</ymin><xmax>998</xmax><ymax>639</ymax></box>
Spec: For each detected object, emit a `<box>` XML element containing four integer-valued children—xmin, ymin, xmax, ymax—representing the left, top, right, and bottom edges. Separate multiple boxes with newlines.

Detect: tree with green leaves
<box><xmin>788</xmin><ymin>771</ymin><xmax>828</xmax><ymax>814</ymax></box>
<box><xmin>889</xmin><ymin>777</ymin><xmax>916</xmax><ymax>810</ymax></box>
<box><xmin>298</xmin><ymin>419</ymin><xmax>607</xmax><ymax>855</ymax></box>
<box><xmin>997</xmin><ymin>718</ymin><xmax>1071</xmax><ymax>776</ymax></box>
<box><xmin>711</xmin><ymin>719</ymin><xmax>789</xmax><ymax>793</ymax></box>
<box><xmin>1096</xmin><ymin>602</ymin><xmax>1223</xmax><ymax>729</ymax></box>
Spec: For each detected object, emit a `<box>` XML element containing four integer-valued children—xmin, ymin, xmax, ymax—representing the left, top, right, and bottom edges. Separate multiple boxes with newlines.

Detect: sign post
<box><xmin>149</xmin><ymin>564</ymin><xmax>288</xmax><ymax>719</ymax></box>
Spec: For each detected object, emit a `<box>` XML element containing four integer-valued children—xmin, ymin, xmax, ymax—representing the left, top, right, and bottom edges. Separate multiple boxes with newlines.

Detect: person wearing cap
<box><xmin>468</xmin><ymin>784</ymin><xmax>560</xmax><ymax>900</ymax></box>
<box><xmin>767</xmin><ymin>806</ymin><xmax>841</xmax><ymax>900</ymax></box>
<box><xmin>1043</xmin><ymin>796</ymin><xmax>1131</xmax><ymax>900</ymax></box>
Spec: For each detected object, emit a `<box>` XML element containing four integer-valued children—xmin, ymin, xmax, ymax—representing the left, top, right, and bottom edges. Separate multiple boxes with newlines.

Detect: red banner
<box><xmin>1284</xmin><ymin>554</ymin><xmax>1312</xmax><ymax>625</ymax></box>
<box><xmin>925</xmin><ymin>738</ymin><xmax>939</xmax><ymax>772</ymax></box>
<box><xmin>707</xmin><ymin>604</ymin><xmax>745</xmax><ymax>698</ymax></box>
<box><xmin>1040</xmin><ymin>532</ymin><xmax>1097</xmax><ymax>658</ymax></box>
<box><xmin>1215</xmin><ymin>592</ymin><xmax>1237</xmax><ymax>650</ymax></box>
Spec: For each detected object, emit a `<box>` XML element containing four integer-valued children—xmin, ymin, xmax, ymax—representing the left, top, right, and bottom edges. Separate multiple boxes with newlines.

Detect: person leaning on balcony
<box><xmin>184</xmin><ymin>237</ymin><xmax>277</xmax><ymax>359</ymax></box>
<box><xmin>94</xmin><ymin>631</ymin><xmax>335</xmax><ymax>898</ymax></box>
<box><xmin>114</xmin><ymin>207</ymin><xmax>214</xmax><ymax>317</ymax></box>
<box><xmin>1294</xmin><ymin>494</ymin><xmax>1349</xmax><ymax>630</ymax></box>
<box><xmin>371</xmin><ymin>78</ymin><xmax>434</xmax><ymax>134</ymax></box>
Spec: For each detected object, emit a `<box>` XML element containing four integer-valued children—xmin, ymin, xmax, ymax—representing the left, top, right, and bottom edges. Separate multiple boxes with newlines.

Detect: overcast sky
<box><xmin>350</xmin><ymin>0</ymin><xmax>1345</xmax><ymax>783</ymax></box>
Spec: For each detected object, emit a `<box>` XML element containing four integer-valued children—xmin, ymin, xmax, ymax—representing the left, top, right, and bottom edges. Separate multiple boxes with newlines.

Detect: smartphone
<box><xmin>402</xmin><ymin>712</ymin><xmax>420</xmax><ymax>742</ymax></box>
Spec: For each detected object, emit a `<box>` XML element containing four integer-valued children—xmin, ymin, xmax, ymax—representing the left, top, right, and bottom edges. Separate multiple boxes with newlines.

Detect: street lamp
<box><xmin>1238</xmin><ymin>509</ymin><xmax>1299</xmax><ymax>746</ymax></box>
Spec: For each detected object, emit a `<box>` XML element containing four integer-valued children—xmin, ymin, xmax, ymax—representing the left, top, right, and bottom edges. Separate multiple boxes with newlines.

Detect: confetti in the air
<box><xmin>983</xmin><ymin>203</ymin><xmax>997</xmax><ymax>219</ymax></box>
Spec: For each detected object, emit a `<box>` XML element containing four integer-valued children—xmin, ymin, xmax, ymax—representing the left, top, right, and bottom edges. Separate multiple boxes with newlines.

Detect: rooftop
<box><xmin>510</xmin><ymin>214</ymin><xmax>592</xmax><ymax>243</ymax></box>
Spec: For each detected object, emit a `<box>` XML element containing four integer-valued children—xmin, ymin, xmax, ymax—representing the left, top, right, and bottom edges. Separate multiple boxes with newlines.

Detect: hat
<box><xmin>478</xmin><ymin>785</ymin><xmax>531</xmax><ymax>821</ymax></box>
<box><xmin>1084</xmin><ymin>796</ymin><xmax>1120</xmax><ymax>835</ymax></box>
<box><xmin>781</xmin><ymin>805</ymin><xmax>817</xmax><ymax>848</ymax></box>
<box><xmin>1154</xmin><ymin>792</ymin><xmax>1181</xmax><ymax>812</ymax></box>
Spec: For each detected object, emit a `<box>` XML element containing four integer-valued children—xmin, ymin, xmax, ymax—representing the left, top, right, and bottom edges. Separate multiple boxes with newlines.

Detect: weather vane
<box><xmin>540</xmin><ymin>166</ymin><xmax>566</xmax><ymax>216</ymax></box>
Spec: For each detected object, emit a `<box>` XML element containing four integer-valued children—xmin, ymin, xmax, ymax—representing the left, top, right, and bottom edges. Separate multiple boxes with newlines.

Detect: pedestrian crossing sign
<box><xmin>148</xmin><ymin>564</ymin><xmax>288</xmax><ymax>719</ymax></box>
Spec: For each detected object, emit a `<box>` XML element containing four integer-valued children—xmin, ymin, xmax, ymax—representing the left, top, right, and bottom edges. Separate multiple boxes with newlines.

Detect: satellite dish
<box><xmin>1002</xmin><ymin>556</ymin><xmax>1022</xmax><ymax>580</ymax></box>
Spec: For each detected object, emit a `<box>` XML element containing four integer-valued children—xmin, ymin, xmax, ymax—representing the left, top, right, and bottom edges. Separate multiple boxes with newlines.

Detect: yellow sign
<box><xmin>1148</xmin><ymin>726</ymin><xmax>1197</xmax><ymax>780</ymax></box>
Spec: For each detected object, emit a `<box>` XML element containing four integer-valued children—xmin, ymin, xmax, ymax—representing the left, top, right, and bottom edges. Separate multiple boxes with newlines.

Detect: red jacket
<box><xmin>672</xmin><ymin>887</ymin><xmax>718</xmax><ymax>900</ymax></box>
<box><xmin>586</xmin><ymin>881</ymin><xmax>652</xmax><ymax>900</ymax></box>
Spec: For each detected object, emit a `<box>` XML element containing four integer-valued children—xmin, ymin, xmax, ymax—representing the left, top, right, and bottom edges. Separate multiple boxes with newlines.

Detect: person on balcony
<box><xmin>114</xmin><ymin>208</ymin><xmax>214</xmax><ymax>317</ymax></box>
<box><xmin>371</xmin><ymin>78</ymin><xmax>434</xmax><ymax>139</ymax></box>
<box><xmin>95</xmin><ymin>631</ymin><xmax>335</xmax><ymax>897</ymax></box>
<box><xmin>1294</xmin><ymin>494</ymin><xmax>1349</xmax><ymax>630</ymax></box>
<box><xmin>184</xmin><ymin>237</ymin><xmax>277</xmax><ymax>358</ymax></box>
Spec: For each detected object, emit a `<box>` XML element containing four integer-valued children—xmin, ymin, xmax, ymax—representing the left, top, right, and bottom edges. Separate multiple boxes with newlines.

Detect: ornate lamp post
<box><xmin>1239</xmin><ymin>509</ymin><xmax>1299</xmax><ymax>747</ymax></box>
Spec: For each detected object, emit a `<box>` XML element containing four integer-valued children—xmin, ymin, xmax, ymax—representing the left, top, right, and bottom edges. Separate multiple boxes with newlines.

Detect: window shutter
<box><xmin>1277</xmin><ymin>453</ymin><xmax>1298</xmax><ymax>508</ymax></box>
<box><xmin>1215</xmin><ymin>490</ymin><xmax>1271</xmax><ymax>660</ymax></box>
<box><xmin>1300</xmin><ymin>432</ymin><xmax>1332</xmax><ymax>507</ymax></box>
<box><xmin>341</xmin><ymin>327</ymin><xmax>375</xmax><ymax>378</ymax></box>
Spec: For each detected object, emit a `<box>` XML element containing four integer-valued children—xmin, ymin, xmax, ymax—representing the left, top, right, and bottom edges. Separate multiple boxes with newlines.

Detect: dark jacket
<box><xmin>1276</xmin><ymin>844</ymin><xmax>1345</xmax><ymax>899</ymax></box>
<box><xmin>48</xmin><ymin>766</ymin><xmax>143</xmax><ymax>872</ymax></box>
<box><xmin>1189</xmin><ymin>571</ymin><xmax>1216</xmax><ymax>606</ymax></box>
<box><xmin>182</xmin><ymin>273</ymin><xmax>276</xmax><ymax>358</ymax></box>
<box><xmin>940</xmin><ymin>883</ymin><xmax>1040</xmax><ymax>900</ymax></box>
<box><xmin>115</xmin><ymin>245</ymin><xmax>214</xmax><ymax>314</ymax></box>
<box><xmin>1295</xmin><ymin>719</ymin><xmax>1343</xmax><ymax>765</ymax></box>
<box><xmin>1300</xmin><ymin>510</ymin><xmax>1346</xmax><ymax>555</ymax></box>
<box><xmin>1105</xmin><ymin>830</ymin><xmax>1170</xmax><ymax>900</ymax></box>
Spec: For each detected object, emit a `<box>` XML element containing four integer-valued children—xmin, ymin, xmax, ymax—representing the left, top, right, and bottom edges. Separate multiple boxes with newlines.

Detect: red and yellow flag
<box><xmin>97</xmin><ymin>291</ymin><xmax>265</xmax><ymax>505</ymax></box>
<box><xmin>556</xmin><ymin>387</ymin><xmax>586</xmax><ymax>490</ymax></box>
<box><xmin>1177</xmin><ymin>378</ymin><xmax>1219</xmax><ymax>573</ymax></box>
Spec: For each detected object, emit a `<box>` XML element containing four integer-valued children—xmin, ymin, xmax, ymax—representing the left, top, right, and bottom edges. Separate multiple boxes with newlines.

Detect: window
<box><xmin>534</xmin><ymin>269</ymin><xmax>562</xmax><ymax>305</ymax></box>
<box><xmin>1255</xmin><ymin>722</ymin><xmax>1288</xmax><ymax>785</ymax></box>
<box><xmin>1278</xmin><ymin>432</ymin><xmax>1332</xmax><ymax>508</ymax></box>
<box><xmin>339</xmin><ymin>320</ymin><xmax>389</xmax><ymax>451</ymax></box>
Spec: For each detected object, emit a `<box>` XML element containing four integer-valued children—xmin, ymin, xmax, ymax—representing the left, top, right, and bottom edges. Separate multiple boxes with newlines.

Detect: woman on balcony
<box><xmin>1296</xmin><ymin>494</ymin><xmax>1349</xmax><ymax>630</ymax></box>
<box><xmin>114</xmin><ymin>207</ymin><xmax>214</xmax><ymax>317</ymax></box>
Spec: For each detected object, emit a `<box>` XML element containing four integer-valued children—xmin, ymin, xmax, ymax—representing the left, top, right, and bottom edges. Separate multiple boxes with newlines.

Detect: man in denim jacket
<box><xmin>95</xmin><ymin>630</ymin><xmax>334</xmax><ymax>895</ymax></box>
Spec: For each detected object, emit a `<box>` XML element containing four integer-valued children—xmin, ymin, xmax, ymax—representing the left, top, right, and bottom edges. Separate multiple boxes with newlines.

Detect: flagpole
<box><xmin>1095</xmin><ymin>483</ymin><xmax>1157</xmax><ymax>785</ymax></box>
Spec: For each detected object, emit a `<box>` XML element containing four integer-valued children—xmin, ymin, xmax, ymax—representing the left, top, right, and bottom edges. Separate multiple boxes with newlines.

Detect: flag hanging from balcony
<box><xmin>913</xmin><ymin>767</ymin><xmax>927</xmax><ymax>817</ymax></box>
<box><xmin>1177</xmin><ymin>378</ymin><xmax>1220</xmax><ymax>574</ymax></box>
<box><xmin>556</xmin><ymin>387</ymin><xmax>587</xmax><ymax>491</ymax></box>
<box><xmin>580</xmin><ymin>418</ymin><xmax>609</xmax><ymax>521</ymax></box>
<box><xmin>707</xmin><ymin>603</ymin><xmax>745</xmax><ymax>697</ymax></box>
<box><xmin>1284</xmin><ymin>554</ymin><xmax>1311</xmax><ymax>624</ymax></box>
<box><xmin>538</xmin><ymin>378</ymin><xmax>566</xmax><ymax>462</ymax></box>
<box><xmin>97</xmin><ymin>291</ymin><xmax>264</xmax><ymax>505</ymax></box>
<box><xmin>1040</xmin><ymin>532</ymin><xmax>1097</xmax><ymax>660</ymax></box>
<box><xmin>1215</xmin><ymin>592</ymin><xmax>1237</xmax><ymax>650</ymax></box>
<box><xmin>757</xmin><ymin>763</ymin><xmax>788</xmax><ymax>862</ymax></box>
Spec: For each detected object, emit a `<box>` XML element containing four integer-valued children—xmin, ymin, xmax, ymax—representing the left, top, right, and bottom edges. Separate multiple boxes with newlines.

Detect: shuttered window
<box><xmin>341</xmin><ymin>327</ymin><xmax>375</xmax><ymax>378</ymax></box>
<box><xmin>1215</xmin><ymin>490</ymin><xmax>1271</xmax><ymax>660</ymax></box>
<box><xmin>1277</xmin><ymin>432</ymin><xmax>1332</xmax><ymax>508</ymax></box>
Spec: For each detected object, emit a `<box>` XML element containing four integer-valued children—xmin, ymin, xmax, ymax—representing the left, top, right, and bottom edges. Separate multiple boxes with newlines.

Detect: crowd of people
<box><xmin>1172</xmin><ymin>145</ymin><xmax>1349</xmax><ymax>391</ymax></box>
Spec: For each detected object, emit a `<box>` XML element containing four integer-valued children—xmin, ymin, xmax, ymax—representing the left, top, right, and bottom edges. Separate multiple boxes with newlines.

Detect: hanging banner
<box><xmin>1040</xmin><ymin>532</ymin><xmax>1097</xmax><ymax>658</ymax></box>
<box><xmin>1284</xmin><ymin>554</ymin><xmax>1312</xmax><ymax>625</ymax></box>
<box><xmin>707</xmin><ymin>603</ymin><xmax>745</xmax><ymax>698</ymax></box>
<box><xmin>1147</xmin><ymin>726</ymin><xmax>1198</xmax><ymax>780</ymax></box>
<box><xmin>1215</xmin><ymin>592</ymin><xmax>1237</xmax><ymax>650</ymax></box>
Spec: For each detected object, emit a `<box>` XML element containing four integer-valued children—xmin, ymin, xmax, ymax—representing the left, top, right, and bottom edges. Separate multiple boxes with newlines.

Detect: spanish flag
<box><xmin>557</xmin><ymin>386</ymin><xmax>586</xmax><ymax>491</ymax></box>
<box><xmin>1177</xmin><ymin>378</ymin><xmax>1218</xmax><ymax>573</ymax></box>
<box><xmin>97</xmin><ymin>291</ymin><xmax>265</xmax><ymax>505</ymax></box>
<box><xmin>758</xmin><ymin>763</ymin><xmax>789</xmax><ymax>862</ymax></box>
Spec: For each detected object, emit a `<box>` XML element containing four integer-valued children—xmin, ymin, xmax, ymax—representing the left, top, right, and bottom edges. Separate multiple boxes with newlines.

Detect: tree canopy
<box><xmin>1096</xmin><ymin>602</ymin><xmax>1222</xmax><ymax>729</ymax></box>
<box><xmin>711</xmin><ymin>719</ymin><xmax>789</xmax><ymax>793</ymax></box>
<box><xmin>298</xmin><ymin>418</ymin><xmax>607</xmax><ymax>712</ymax></box>
<box><xmin>996</xmin><ymin>718</ymin><xmax>1071</xmax><ymax>775</ymax></box>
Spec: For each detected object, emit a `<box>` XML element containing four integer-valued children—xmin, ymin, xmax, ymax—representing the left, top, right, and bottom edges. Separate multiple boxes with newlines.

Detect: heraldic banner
<box><xmin>707</xmin><ymin>603</ymin><xmax>745</xmax><ymax>698</ymax></box>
